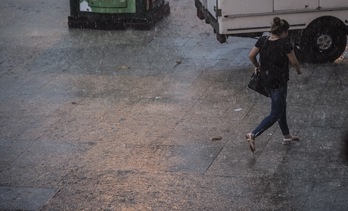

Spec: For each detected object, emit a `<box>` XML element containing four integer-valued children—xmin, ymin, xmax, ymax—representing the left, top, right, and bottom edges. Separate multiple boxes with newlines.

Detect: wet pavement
<box><xmin>1</xmin><ymin>0</ymin><xmax>348</xmax><ymax>210</ymax></box>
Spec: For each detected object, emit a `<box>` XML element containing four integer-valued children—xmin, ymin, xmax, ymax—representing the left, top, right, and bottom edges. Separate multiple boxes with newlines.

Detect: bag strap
<box><xmin>260</xmin><ymin>36</ymin><xmax>269</xmax><ymax>52</ymax></box>
<box><xmin>259</xmin><ymin>36</ymin><xmax>270</xmax><ymax>68</ymax></box>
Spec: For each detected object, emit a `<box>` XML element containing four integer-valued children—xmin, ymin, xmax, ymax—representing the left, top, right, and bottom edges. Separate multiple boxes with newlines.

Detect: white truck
<box><xmin>195</xmin><ymin>0</ymin><xmax>348</xmax><ymax>63</ymax></box>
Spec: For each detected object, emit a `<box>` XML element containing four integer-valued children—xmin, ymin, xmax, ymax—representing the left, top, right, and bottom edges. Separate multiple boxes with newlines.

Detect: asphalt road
<box><xmin>1</xmin><ymin>0</ymin><xmax>348</xmax><ymax>210</ymax></box>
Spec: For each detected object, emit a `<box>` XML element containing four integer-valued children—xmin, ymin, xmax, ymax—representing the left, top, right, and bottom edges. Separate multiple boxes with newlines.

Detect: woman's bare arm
<box><xmin>287</xmin><ymin>50</ymin><xmax>302</xmax><ymax>75</ymax></box>
<box><xmin>248</xmin><ymin>47</ymin><xmax>260</xmax><ymax>71</ymax></box>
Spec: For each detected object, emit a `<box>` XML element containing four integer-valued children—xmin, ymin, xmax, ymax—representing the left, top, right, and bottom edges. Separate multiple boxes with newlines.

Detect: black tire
<box><xmin>297</xmin><ymin>17</ymin><xmax>347</xmax><ymax>63</ymax></box>
<box><xmin>216</xmin><ymin>33</ymin><xmax>226</xmax><ymax>43</ymax></box>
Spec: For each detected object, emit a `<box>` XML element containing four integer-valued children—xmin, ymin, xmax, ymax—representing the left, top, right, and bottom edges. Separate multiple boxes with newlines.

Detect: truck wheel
<box><xmin>298</xmin><ymin>17</ymin><xmax>347</xmax><ymax>63</ymax></box>
<box><xmin>216</xmin><ymin>33</ymin><xmax>226</xmax><ymax>43</ymax></box>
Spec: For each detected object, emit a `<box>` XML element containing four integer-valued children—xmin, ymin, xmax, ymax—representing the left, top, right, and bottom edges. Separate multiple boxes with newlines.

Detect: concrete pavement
<box><xmin>1</xmin><ymin>0</ymin><xmax>348</xmax><ymax>210</ymax></box>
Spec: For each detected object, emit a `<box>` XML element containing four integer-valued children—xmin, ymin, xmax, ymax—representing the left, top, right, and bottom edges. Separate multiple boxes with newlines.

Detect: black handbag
<box><xmin>248</xmin><ymin>71</ymin><xmax>269</xmax><ymax>97</ymax></box>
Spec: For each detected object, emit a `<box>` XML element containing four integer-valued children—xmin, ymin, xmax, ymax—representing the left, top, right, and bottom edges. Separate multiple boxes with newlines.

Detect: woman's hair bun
<box><xmin>273</xmin><ymin>17</ymin><xmax>281</xmax><ymax>25</ymax></box>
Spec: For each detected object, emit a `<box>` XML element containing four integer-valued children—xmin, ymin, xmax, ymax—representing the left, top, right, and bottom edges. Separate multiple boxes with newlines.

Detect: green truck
<box><xmin>69</xmin><ymin>0</ymin><xmax>170</xmax><ymax>29</ymax></box>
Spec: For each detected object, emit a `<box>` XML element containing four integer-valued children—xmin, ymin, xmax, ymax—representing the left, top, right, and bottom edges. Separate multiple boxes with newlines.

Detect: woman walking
<box><xmin>247</xmin><ymin>17</ymin><xmax>302</xmax><ymax>153</ymax></box>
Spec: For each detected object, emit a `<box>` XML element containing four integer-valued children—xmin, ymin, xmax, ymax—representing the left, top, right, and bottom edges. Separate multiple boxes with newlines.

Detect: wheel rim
<box><xmin>316</xmin><ymin>34</ymin><xmax>333</xmax><ymax>51</ymax></box>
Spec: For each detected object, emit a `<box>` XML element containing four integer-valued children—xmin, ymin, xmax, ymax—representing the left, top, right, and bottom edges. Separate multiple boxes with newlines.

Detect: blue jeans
<box><xmin>252</xmin><ymin>83</ymin><xmax>290</xmax><ymax>137</ymax></box>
